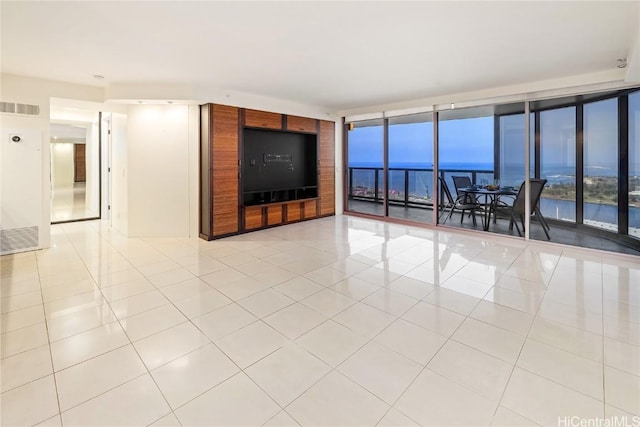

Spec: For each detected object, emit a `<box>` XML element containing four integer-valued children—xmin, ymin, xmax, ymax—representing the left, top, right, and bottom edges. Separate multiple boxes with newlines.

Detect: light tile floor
<box><xmin>1</xmin><ymin>216</ymin><xmax>639</xmax><ymax>426</ymax></box>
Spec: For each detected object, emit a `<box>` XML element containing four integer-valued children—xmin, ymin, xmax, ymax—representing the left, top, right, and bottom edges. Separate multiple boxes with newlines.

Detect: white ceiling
<box><xmin>1</xmin><ymin>1</ymin><xmax>638</xmax><ymax>112</ymax></box>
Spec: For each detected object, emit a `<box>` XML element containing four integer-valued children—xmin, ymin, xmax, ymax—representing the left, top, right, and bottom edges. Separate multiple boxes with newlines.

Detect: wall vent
<box><xmin>0</xmin><ymin>101</ymin><xmax>40</xmax><ymax>116</ymax></box>
<box><xmin>1</xmin><ymin>226</ymin><xmax>39</xmax><ymax>254</ymax></box>
<box><xmin>0</xmin><ymin>102</ymin><xmax>16</xmax><ymax>114</ymax></box>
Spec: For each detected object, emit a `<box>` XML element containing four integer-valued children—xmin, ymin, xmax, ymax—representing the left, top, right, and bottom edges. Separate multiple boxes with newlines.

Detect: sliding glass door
<box><xmin>347</xmin><ymin>119</ymin><xmax>384</xmax><ymax>216</ymax></box>
<box><xmin>583</xmin><ymin>98</ymin><xmax>618</xmax><ymax>231</ymax></box>
<box><xmin>387</xmin><ymin>113</ymin><xmax>433</xmax><ymax>223</ymax></box>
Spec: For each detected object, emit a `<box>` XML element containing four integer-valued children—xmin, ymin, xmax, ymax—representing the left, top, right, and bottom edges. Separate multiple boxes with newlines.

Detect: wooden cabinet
<box><xmin>200</xmin><ymin>104</ymin><xmax>334</xmax><ymax>240</ymax></box>
<box><xmin>318</xmin><ymin>120</ymin><xmax>335</xmax><ymax>216</ymax></box>
<box><xmin>287</xmin><ymin>115</ymin><xmax>317</xmax><ymax>133</ymax></box>
<box><xmin>244</xmin><ymin>109</ymin><xmax>282</xmax><ymax>130</ymax></box>
<box><xmin>200</xmin><ymin>104</ymin><xmax>239</xmax><ymax>239</ymax></box>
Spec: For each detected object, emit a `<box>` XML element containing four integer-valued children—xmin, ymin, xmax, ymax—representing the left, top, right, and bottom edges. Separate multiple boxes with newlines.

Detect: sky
<box><xmin>348</xmin><ymin>97</ymin><xmax>633</xmax><ymax>174</ymax></box>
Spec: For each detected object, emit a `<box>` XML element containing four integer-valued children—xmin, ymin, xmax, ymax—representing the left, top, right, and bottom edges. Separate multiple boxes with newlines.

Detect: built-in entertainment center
<box><xmin>199</xmin><ymin>104</ymin><xmax>335</xmax><ymax>240</ymax></box>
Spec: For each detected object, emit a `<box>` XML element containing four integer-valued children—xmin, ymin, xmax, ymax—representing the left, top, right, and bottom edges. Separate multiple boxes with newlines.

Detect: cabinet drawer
<box><xmin>267</xmin><ymin>206</ymin><xmax>283</xmax><ymax>226</ymax></box>
<box><xmin>244</xmin><ymin>109</ymin><xmax>282</xmax><ymax>130</ymax></box>
<box><xmin>287</xmin><ymin>115</ymin><xmax>317</xmax><ymax>133</ymax></box>
<box><xmin>244</xmin><ymin>206</ymin><xmax>264</xmax><ymax>230</ymax></box>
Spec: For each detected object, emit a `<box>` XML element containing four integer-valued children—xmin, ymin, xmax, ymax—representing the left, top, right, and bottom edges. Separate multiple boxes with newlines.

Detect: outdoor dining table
<box><xmin>459</xmin><ymin>186</ymin><xmax>518</xmax><ymax>231</ymax></box>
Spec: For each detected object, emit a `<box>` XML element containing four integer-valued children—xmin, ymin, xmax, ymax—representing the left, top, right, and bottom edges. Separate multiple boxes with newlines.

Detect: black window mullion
<box><xmin>534</xmin><ymin>111</ymin><xmax>541</xmax><ymax>179</ymax></box>
<box><xmin>619</xmin><ymin>95</ymin><xmax>629</xmax><ymax>235</ymax></box>
<box><xmin>576</xmin><ymin>105</ymin><xmax>584</xmax><ymax>224</ymax></box>
<box><xmin>383</xmin><ymin>118</ymin><xmax>389</xmax><ymax>218</ymax></box>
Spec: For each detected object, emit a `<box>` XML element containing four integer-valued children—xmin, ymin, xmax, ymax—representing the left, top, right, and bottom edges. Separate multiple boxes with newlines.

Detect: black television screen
<box><xmin>243</xmin><ymin>128</ymin><xmax>317</xmax><ymax>202</ymax></box>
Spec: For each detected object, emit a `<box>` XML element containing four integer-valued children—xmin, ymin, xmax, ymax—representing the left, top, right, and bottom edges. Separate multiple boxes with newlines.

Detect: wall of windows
<box><xmin>539</xmin><ymin>106</ymin><xmax>576</xmax><ymax>222</ymax></box>
<box><xmin>345</xmin><ymin>87</ymin><xmax>640</xmax><ymax>252</ymax></box>
<box><xmin>583</xmin><ymin>98</ymin><xmax>618</xmax><ymax>230</ymax></box>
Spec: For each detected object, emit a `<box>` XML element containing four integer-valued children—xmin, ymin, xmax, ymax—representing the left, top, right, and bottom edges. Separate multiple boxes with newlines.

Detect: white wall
<box><xmin>0</xmin><ymin>73</ymin><xmax>103</xmax><ymax>248</ymax></box>
<box><xmin>127</xmin><ymin>105</ymin><xmax>190</xmax><ymax>237</ymax></box>
<box><xmin>50</xmin><ymin>142</ymin><xmax>74</xmax><ymax>188</ymax></box>
<box><xmin>110</xmin><ymin>113</ymin><xmax>128</xmax><ymax>236</ymax></box>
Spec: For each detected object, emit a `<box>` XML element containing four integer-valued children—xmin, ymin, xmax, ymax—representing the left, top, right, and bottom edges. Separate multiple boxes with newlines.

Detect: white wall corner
<box><xmin>625</xmin><ymin>24</ymin><xmax>640</xmax><ymax>84</ymax></box>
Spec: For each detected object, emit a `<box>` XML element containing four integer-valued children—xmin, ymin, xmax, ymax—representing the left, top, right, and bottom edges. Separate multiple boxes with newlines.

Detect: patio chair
<box><xmin>451</xmin><ymin>176</ymin><xmax>478</xmax><ymax>204</ymax></box>
<box><xmin>492</xmin><ymin>178</ymin><xmax>550</xmax><ymax>239</ymax></box>
<box><xmin>439</xmin><ymin>177</ymin><xmax>482</xmax><ymax>226</ymax></box>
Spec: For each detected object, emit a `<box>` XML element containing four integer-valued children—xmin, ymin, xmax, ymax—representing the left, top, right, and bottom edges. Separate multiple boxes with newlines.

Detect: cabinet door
<box><xmin>244</xmin><ymin>109</ymin><xmax>282</xmax><ymax>130</ymax></box>
<box><xmin>318</xmin><ymin>120</ymin><xmax>335</xmax><ymax>216</ymax></box>
<box><xmin>286</xmin><ymin>202</ymin><xmax>302</xmax><ymax>222</ymax></box>
<box><xmin>244</xmin><ymin>206</ymin><xmax>264</xmax><ymax>230</ymax></box>
<box><xmin>212</xmin><ymin>104</ymin><xmax>239</xmax><ymax>236</ymax></box>
<box><xmin>287</xmin><ymin>115</ymin><xmax>317</xmax><ymax>133</ymax></box>
<box><xmin>303</xmin><ymin>200</ymin><xmax>317</xmax><ymax>218</ymax></box>
<box><xmin>267</xmin><ymin>205</ymin><xmax>283</xmax><ymax>226</ymax></box>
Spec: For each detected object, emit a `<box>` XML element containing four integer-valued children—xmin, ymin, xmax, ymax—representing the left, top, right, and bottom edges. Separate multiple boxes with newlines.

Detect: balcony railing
<box><xmin>348</xmin><ymin>166</ymin><xmax>494</xmax><ymax>208</ymax></box>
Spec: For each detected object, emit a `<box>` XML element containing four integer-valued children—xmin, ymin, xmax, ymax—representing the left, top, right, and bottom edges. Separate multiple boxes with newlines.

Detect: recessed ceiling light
<box><xmin>167</xmin><ymin>101</ymin><xmax>173</xmax><ymax>104</ymax></box>
<box><xmin>137</xmin><ymin>101</ymin><xmax>143</xmax><ymax>104</ymax></box>
<box><xmin>93</xmin><ymin>74</ymin><xmax>105</xmax><ymax>80</ymax></box>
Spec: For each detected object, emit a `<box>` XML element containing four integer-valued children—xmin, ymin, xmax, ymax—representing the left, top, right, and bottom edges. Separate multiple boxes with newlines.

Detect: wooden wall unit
<box><xmin>200</xmin><ymin>103</ymin><xmax>335</xmax><ymax>240</ymax></box>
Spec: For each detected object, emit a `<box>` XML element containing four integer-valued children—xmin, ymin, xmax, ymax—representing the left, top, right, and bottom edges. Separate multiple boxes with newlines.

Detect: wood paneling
<box><xmin>244</xmin><ymin>109</ymin><xmax>282</xmax><ymax>130</ymax></box>
<box><xmin>211</xmin><ymin>105</ymin><xmax>239</xmax><ymax>236</ymax></box>
<box><xmin>267</xmin><ymin>206</ymin><xmax>283</xmax><ymax>226</ymax></box>
<box><xmin>304</xmin><ymin>200</ymin><xmax>317</xmax><ymax>218</ymax></box>
<box><xmin>318</xmin><ymin>120</ymin><xmax>335</xmax><ymax>216</ymax></box>
<box><xmin>287</xmin><ymin>115</ymin><xmax>317</xmax><ymax>133</ymax></box>
<box><xmin>286</xmin><ymin>202</ymin><xmax>301</xmax><ymax>222</ymax></box>
<box><xmin>74</xmin><ymin>144</ymin><xmax>86</xmax><ymax>182</ymax></box>
<box><xmin>244</xmin><ymin>206</ymin><xmax>264</xmax><ymax>230</ymax></box>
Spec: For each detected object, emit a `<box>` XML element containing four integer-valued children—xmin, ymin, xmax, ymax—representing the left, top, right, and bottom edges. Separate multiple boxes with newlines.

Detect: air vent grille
<box><xmin>0</xmin><ymin>102</ymin><xmax>16</xmax><ymax>113</ymax></box>
<box><xmin>0</xmin><ymin>101</ymin><xmax>40</xmax><ymax>116</ymax></box>
<box><xmin>1</xmin><ymin>226</ymin><xmax>39</xmax><ymax>254</ymax></box>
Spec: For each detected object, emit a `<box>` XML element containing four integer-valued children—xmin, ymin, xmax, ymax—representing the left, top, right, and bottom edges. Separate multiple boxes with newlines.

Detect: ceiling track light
<box><xmin>617</xmin><ymin>58</ymin><xmax>627</xmax><ymax>69</ymax></box>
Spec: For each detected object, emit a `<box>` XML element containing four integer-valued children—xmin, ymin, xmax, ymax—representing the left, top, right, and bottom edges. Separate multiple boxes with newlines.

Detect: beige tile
<box><xmin>395</xmin><ymin>369</ymin><xmax>497</xmax><ymax>426</ymax></box>
<box><xmin>192</xmin><ymin>303</ymin><xmax>257</xmax><ymax>341</ymax></box>
<box><xmin>273</xmin><ymin>277</ymin><xmax>324</xmax><ymax>301</ymax></box>
<box><xmin>1</xmin><ymin>321</ymin><xmax>49</xmax><ymax>359</ymax></box>
<box><xmin>263</xmin><ymin>303</ymin><xmax>327</xmax><ymax>339</ymax></box>
<box><xmin>109</xmin><ymin>290</ymin><xmax>169</xmax><ymax>319</ymax></box>
<box><xmin>173</xmin><ymin>287</ymin><xmax>232</xmax><ymax>318</ymax></box>
<box><xmin>47</xmin><ymin>303</ymin><xmax>118</xmax><ymax>342</ymax></box>
<box><xmin>0</xmin><ymin>304</ymin><xmax>45</xmax><ymax>333</ymax></box>
<box><xmin>300</xmin><ymin>288</ymin><xmax>357</xmax><ymax>317</ymax></box>
<box><xmin>151</xmin><ymin>343</ymin><xmax>239</xmax><ymax>409</ymax></box>
<box><xmin>338</xmin><ymin>341</ymin><xmax>422</xmax><ymax>404</ymax></box>
<box><xmin>361</xmin><ymin>288</ymin><xmax>419</xmax><ymax>317</ymax></box>
<box><xmin>517</xmin><ymin>339</ymin><xmax>604</xmax><ymax>400</ymax></box>
<box><xmin>174</xmin><ymin>373</ymin><xmax>280</xmax><ymax>426</ymax></box>
<box><xmin>333</xmin><ymin>302</ymin><xmax>396</xmax><ymax>339</ymax></box>
<box><xmin>490</xmin><ymin>406</ymin><xmax>538</xmax><ymax>426</ymax></box>
<box><xmin>1</xmin><ymin>290</ymin><xmax>42</xmax><ymax>314</ymax></box>
<box><xmin>238</xmin><ymin>289</ymin><xmax>295</xmax><ymax>318</ymax></box>
<box><xmin>0</xmin><ymin>344</ymin><xmax>53</xmax><ymax>393</ymax></box>
<box><xmin>263</xmin><ymin>410</ymin><xmax>300</xmax><ymax>426</ymax></box>
<box><xmin>402</xmin><ymin>301</ymin><xmax>465</xmax><ymax>337</ymax></box>
<box><xmin>528</xmin><ymin>317</ymin><xmax>603</xmax><ymax>362</ymax></box>
<box><xmin>0</xmin><ymin>374</ymin><xmax>59</xmax><ymax>426</ymax></box>
<box><xmin>55</xmin><ymin>345</ymin><xmax>146</xmax><ymax>411</ymax></box>
<box><xmin>246</xmin><ymin>343</ymin><xmax>330</xmax><ymax>406</ymax></box>
<box><xmin>605</xmin><ymin>366</ymin><xmax>640</xmax><ymax>415</ymax></box>
<box><xmin>452</xmin><ymin>318</ymin><xmax>525</xmax><ymax>363</ymax></box>
<box><xmin>385</xmin><ymin>276</ymin><xmax>435</xmax><ymax>300</ymax></box>
<box><xmin>296</xmin><ymin>320</ymin><xmax>368</xmax><ymax>367</ymax></box>
<box><xmin>286</xmin><ymin>371</ymin><xmax>389</xmax><ymax>426</ymax></box>
<box><xmin>61</xmin><ymin>374</ymin><xmax>170</xmax><ymax>426</ymax></box>
<box><xmin>149</xmin><ymin>413</ymin><xmax>182</xmax><ymax>426</ymax></box>
<box><xmin>374</xmin><ymin>318</ymin><xmax>446</xmax><ymax>365</ymax></box>
<box><xmin>423</xmin><ymin>286</ymin><xmax>481</xmax><ymax>315</ymax></box>
<box><xmin>147</xmin><ymin>268</ymin><xmax>195</xmax><ymax>288</ymax></box>
<box><xmin>214</xmin><ymin>321</ymin><xmax>288</xmax><ymax>368</ymax></box>
<box><xmin>470</xmin><ymin>300</ymin><xmax>534</xmax><ymax>336</ymax></box>
<box><xmin>120</xmin><ymin>303</ymin><xmax>186</xmax><ymax>341</ymax></box>
<box><xmin>330</xmin><ymin>276</ymin><xmax>381</xmax><ymax>300</ymax></box>
<box><xmin>133</xmin><ymin>322</ymin><xmax>209</xmax><ymax>370</ymax></box>
<box><xmin>428</xmin><ymin>340</ymin><xmax>513</xmax><ymax>402</ymax></box>
<box><xmin>501</xmin><ymin>368</ymin><xmax>603</xmax><ymax>426</ymax></box>
<box><xmin>50</xmin><ymin>322</ymin><xmax>129</xmax><ymax>371</ymax></box>
<box><xmin>604</xmin><ymin>337</ymin><xmax>639</xmax><ymax>376</ymax></box>
<box><xmin>377</xmin><ymin>408</ymin><xmax>419</xmax><ymax>426</ymax></box>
